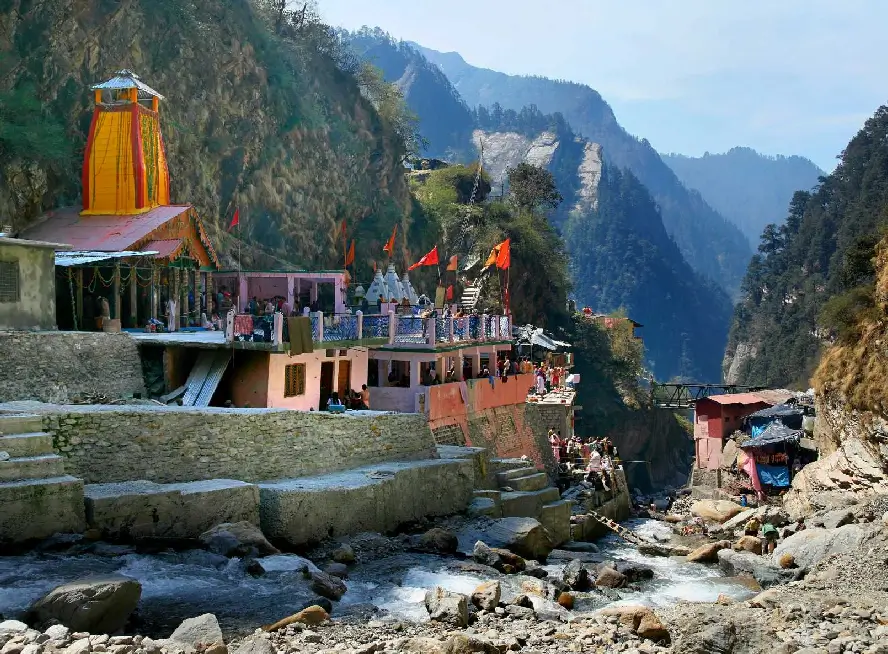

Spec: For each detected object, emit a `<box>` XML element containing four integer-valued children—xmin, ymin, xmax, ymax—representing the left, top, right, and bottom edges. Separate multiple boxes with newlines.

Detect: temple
<box><xmin>21</xmin><ymin>71</ymin><xmax>217</xmax><ymax>331</ymax></box>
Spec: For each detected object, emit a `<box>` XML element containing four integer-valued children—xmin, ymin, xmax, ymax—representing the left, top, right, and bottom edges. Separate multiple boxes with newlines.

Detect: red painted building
<box><xmin>694</xmin><ymin>393</ymin><xmax>774</xmax><ymax>470</ymax></box>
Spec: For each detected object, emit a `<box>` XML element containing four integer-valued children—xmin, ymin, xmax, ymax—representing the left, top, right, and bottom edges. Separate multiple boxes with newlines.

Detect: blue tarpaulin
<box><xmin>756</xmin><ymin>463</ymin><xmax>790</xmax><ymax>487</ymax></box>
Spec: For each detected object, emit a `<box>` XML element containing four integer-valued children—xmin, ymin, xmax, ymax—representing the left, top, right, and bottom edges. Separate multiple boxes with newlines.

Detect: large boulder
<box><xmin>230</xmin><ymin>636</ymin><xmax>273</xmax><ymax>654</ymax></box>
<box><xmin>199</xmin><ymin>522</ymin><xmax>279</xmax><ymax>558</ymax></box>
<box><xmin>716</xmin><ymin>549</ymin><xmax>792</xmax><ymax>588</ymax></box>
<box><xmin>594</xmin><ymin>567</ymin><xmax>627</xmax><ymax>589</ymax></box>
<box><xmin>471</xmin><ymin>581</ymin><xmax>501</xmax><ymax>611</ymax></box>
<box><xmin>169</xmin><ymin>614</ymin><xmax>225</xmax><ymax>652</ymax></box>
<box><xmin>691</xmin><ymin>500</ymin><xmax>746</xmax><ymax>523</ymax></box>
<box><xmin>721</xmin><ymin>440</ymin><xmax>739</xmax><ymax>470</ymax></box>
<box><xmin>424</xmin><ymin>587</ymin><xmax>469</xmax><ymax>628</ymax></box>
<box><xmin>597</xmin><ymin>605</ymin><xmax>669</xmax><ymax>642</ymax></box>
<box><xmin>718</xmin><ymin>505</ymin><xmax>790</xmax><ymax>533</ymax></box>
<box><xmin>478</xmin><ymin>517</ymin><xmax>554</xmax><ymax>561</ymax></box>
<box><xmin>686</xmin><ymin>540</ymin><xmax>732</xmax><ymax>563</ymax></box>
<box><xmin>637</xmin><ymin>543</ymin><xmax>691</xmax><ymax>557</ymax></box>
<box><xmin>309</xmin><ymin>571</ymin><xmax>347</xmax><ymax>601</ymax></box>
<box><xmin>772</xmin><ymin>525</ymin><xmax>867</xmax><ymax>572</ymax></box>
<box><xmin>615</xmin><ymin>561</ymin><xmax>655</xmax><ymax>582</ymax></box>
<box><xmin>472</xmin><ymin>541</ymin><xmax>526</xmax><ymax>573</ymax></box>
<box><xmin>812</xmin><ymin>508</ymin><xmax>855</xmax><ymax>530</ymax></box>
<box><xmin>733</xmin><ymin>535</ymin><xmax>763</xmax><ymax>555</ymax></box>
<box><xmin>412</xmin><ymin>528</ymin><xmax>459</xmax><ymax>555</ymax></box>
<box><xmin>562</xmin><ymin>559</ymin><xmax>591</xmax><ymax>591</ymax></box>
<box><xmin>26</xmin><ymin>575</ymin><xmax>141</xmax><ymax>633</ymax></box>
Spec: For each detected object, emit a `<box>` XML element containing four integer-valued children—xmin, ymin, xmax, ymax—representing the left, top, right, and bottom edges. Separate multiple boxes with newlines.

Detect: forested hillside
<box><xmin>414</xmin><ymin>44</ymin><xmax>752</xmax><ymax>297</ymax></box>
<box><xmin>725</xmin><ymin>106</ymin><xmax>888</xmax><ymax>387</ymax></box>
<box><xmin>344</xmin><ymin>28</ymin><xmax>474</xmax><ymax>161</ymax></box>
<box><xmin>663</xmin><ymin>147</ymin><xmax>824</xmax><ymax>246</ymax></box>
<box><xmin>567</xmin><ymin>166</ymin><xmax>732</xmax><ymax>381</ymax></box>
<box><xmin>0</xmin><ymin>0</ymin><xmax>433</xmax><ymax>272</ymax></box>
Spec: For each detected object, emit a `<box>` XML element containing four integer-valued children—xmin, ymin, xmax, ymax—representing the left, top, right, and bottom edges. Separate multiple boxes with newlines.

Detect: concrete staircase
<box><xmin>0</xmin><ymin>414</ymin><xmax>85</xmax><ymax>543</ymax></box>
<box><xmin>459</xmin><ymin>281</ymin><xmax>482</xmax><ymax>311</ymax></box>
<box><xmin>470</xmin><ymin>458</ymin><xmax>571</xmax><ymax>545</ymax></box>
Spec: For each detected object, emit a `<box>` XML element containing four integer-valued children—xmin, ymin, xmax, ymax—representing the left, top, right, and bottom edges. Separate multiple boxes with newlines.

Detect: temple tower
<box><xmin>81</xmin><ymin>70</ymin><xmax>170</xmax><ymax>215</ymax></box>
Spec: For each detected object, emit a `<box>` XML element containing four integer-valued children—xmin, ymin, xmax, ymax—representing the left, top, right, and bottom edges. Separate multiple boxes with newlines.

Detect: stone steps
<box><xmin>0</xmin><ymin>476</ymin><xmax>85</xmax><ymax>542</ymax></box>
<box><xmin>496</xmin><ymin>466</ymin><xmax>537</xmax><ymax>483</ymax></box>
<box><xmin>539</xmin><ymin>499</ymin><xmax>572</xmax><ymax>545</ymax></box>
<box><xmin>0</xmin><ymin>454</ymin><xmax>66</xmax><ymax>482</ymax></box>
<box><xmin>500</xmin><ymin>487</ymin><xmax>561</xmax><ymax>518</ymax></box>
<box><xmin>0</xmin><ymin>414</ymin><xmax>43</xmax><ymax>436</ymax></box>
<box><xmin>499</xmin><ymin>471</ymin><xmax>549</xmax><ymax>492</ymax></box>
<box><xmin>0</xmin><ymin>432</ymin><xmax>54</xmax><ymax>458</ymax></box>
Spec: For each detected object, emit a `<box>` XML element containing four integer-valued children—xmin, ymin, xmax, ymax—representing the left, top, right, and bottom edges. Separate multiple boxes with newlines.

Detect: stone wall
<box><xmin>0</xmin><ymin>332</ymin><xmax>146</xmax><ymax>403</ymax></box>
<box><xmin>0</xmin><ymin>403</ymin><xmax>438</xmax><ymax>484</ymax></box>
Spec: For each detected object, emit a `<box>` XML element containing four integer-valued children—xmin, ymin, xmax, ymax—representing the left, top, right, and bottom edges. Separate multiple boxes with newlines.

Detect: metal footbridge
<box><xmin>650</xmin><ymin>383</ymin><xmax>765</xmax><ymax>409</ymax></box>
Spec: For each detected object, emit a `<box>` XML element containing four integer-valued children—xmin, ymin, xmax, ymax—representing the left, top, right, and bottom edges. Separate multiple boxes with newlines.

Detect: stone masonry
<box><xmin>0</xmin><ymin>332</ymin><xmax>146</xmax><ymax>403</ymax></box>
<box><xmin>2</xmin><ymin>403</ymin><xmax>438</xmax><ymax>484</ymax></box>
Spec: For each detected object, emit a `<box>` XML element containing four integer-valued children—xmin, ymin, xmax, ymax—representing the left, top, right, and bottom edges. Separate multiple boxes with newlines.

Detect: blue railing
<box><xmin>323</xmin><ymin>315</ymin><xmax>358</xmax><ymax>342</ymax></box>
<box><xmin>362</xmin><ymin>315</ymin><xmax>390</xmax><ymax>340</ymax></box>
<box><xmin>395</xmin><ymin>315</ymin><xmax>427</xmax><ymax>345</ymax></box>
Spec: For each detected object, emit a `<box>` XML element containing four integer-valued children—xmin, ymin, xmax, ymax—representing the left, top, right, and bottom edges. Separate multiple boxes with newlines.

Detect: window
<box><xmin>284</xmin><ymin>364</ymin><xmax>306</xmax><ymax>397</ymax></box>
<box><xmin>0</xmin><ymin>260</ymin><xmax>20</xmax><ymax>303</ymax></box>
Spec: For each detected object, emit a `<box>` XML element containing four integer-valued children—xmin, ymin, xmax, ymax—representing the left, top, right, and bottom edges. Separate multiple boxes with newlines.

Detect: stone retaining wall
<box><xmin>0</xmin><ymin>331</ymin><xmax>146</xmax><ymax>403</ymax></box>
<box><xmin>1</xmin><ymin>403</ymin><xmax>437</xmax><ymax>484</ymax></box>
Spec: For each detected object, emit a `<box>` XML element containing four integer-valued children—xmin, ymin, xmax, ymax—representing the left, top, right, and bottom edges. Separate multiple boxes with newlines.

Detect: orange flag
<box><xmin>408</xmin><ymin>246</ymin><xmax>440</xmax><ymax>271</ymax></box>
<box><xmin>484</xmin><ymin>243</ymin><xmax>502</xmax><ymax>268</ymax></box>
<box><xmin>341</xmin><ymin>220</ymin><xmax>347</xmax><ymax>237</ymax></box>
<box><xmin>344</xmin><ymin>240</ymin><xmax>355</xmax><ymax>267</ymax></box>
<box><xmin>446</xmin><ymin>255</ymin><xmax>458</xmax><ymax>271</ymax></box>
<box><xmin>445</xmin><ymin>285</ymin><xmax>454</xmax><ymax>301</ymax></box>
<box><xmin>383</xmin><ymin>225</ymin><xmax>397</xmax><ymax>255</ymax></box>
<box><xmin>495</xmin><ymin>238</ymin><xmax>511</xmax><ymax>269</ymax></box>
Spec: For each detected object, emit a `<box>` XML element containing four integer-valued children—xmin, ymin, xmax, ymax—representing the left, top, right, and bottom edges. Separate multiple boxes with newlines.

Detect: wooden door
<box><xmin>337</xmin><ymin>360</ymin><xmax>351</xmax><ymax>401</ymax></box>
<box><xmin>320</xmin><ymin>361</ymin><xmax>335</xmax><ymax>408</ymax></box>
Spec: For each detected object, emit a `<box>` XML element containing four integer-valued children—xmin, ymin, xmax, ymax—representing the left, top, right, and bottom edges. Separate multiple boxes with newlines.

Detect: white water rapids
<box><xmin>0</xmin><ymin>520</ymin><xmax>754</xmax><ymax>636</ymax></box>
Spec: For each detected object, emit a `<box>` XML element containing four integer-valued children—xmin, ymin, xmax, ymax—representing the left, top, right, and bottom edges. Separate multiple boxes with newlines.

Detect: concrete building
<box><xmin>0</xmin><ymin>237</ymin><xmax>70</xmax><ymax>331</ymax></box>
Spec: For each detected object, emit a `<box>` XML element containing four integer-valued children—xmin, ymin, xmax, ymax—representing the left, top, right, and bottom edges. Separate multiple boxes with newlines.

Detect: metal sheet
<box><xmin>55</xmin><ymin>250</ymin><xmax>159</xmax><ymax>267</ymax></box>
<box><xmin>194</xmin><ymin>352</ymin><xmax>231</xmax><ymax>407</ymax></box>
<box><xmin>181</xmin><ymin>351</ymin><xmax>216</xmax><ymax>407</ymax></box>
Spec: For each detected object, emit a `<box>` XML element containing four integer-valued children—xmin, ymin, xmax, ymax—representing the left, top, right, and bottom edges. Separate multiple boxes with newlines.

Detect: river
<box><xmin>0</xmin><ymin>519</ymin><xmax>754</xmax><ymax>636</ymax></box>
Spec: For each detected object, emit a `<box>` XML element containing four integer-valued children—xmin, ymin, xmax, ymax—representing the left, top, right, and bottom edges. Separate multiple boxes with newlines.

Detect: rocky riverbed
<box><xmin>2</xmin><ymin>494</ymin><xmax>888</xmax><ymax>654</ymax></box>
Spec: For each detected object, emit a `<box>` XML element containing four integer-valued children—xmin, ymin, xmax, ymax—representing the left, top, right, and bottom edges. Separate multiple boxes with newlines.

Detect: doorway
<box><xmin>320</xmin><ymin>361</ymin><xmax>335</xmax><ymax>408</ymax></box>
<box><xmin>337</xmin><ymin>360</ymin><xmax>352</xmax><ymax>401</ymax></box>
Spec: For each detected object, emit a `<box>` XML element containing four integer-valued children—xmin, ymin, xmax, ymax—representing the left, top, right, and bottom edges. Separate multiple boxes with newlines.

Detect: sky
<box><xmin>315</xmin><ymin>0</ymin><xmax>888</xmax><ymax>171</ymax></box>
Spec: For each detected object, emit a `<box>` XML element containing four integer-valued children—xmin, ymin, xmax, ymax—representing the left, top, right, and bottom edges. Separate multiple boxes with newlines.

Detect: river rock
<box><xmin>594</xmin><ymin>567</ymin><xmax>627</xmax><ymax>589</ymax></box>
<box><xmin>0</xmin><ymin>621</ymin><xmax>29</xmax><ymax>634</ymax></box>
<box><xmin>472</xmin><ymin>541</ymin><xmax>526</xmax><ymax>573</ymax></box>
<box><xmin>812</xmin><ymin>508</ymin><xmax>855</xmax><ymax>529</ymax></box>
<box><xmin>557</xmin><ymin>592</ymin><xmax>574</xmax><ymax>609</ymax></box>
<box><xmin>615</xmin><ymin>561</ymin><xmax>655</xmax><ymax>582</ymax></box>
<box><xmin>323</xmin><ymin>562</ymin><xmax>349</xmax><ymax>579</ymax></box>
<box><xmin>686</xmin><ymin>540</ymin><xmax>732</xmax><ymax>563</ymax></box>
<box><xmin>230</xmin><ymin>637</ymin><xmax>272</xmax><ymax>654</ymax></box>
<box><xmin>442</xmin><ymin>635</ymin><xmax>499</xmax><ymax>654</ymax></box>
<box><xmin>424</xmin><ymin>587</ymin><xmax>468</xmax><ymax>628</ymax></box>
<box><xmin>562</xmin><ymin>559</ymin><xmax>591</xmax><ymax>590</ymax></box>
<box><xmin>331</xmin><ymin>544</ymin><xmax>356</xmax><ymax>565</ymax></box>
<box><xmin>310</xmin><ymin>571</ymin><xmax>347</xmax><ymax>601</ymax></box>
<box><xmin>772</xmin><ymin>524</ymin><xmax>867</xmax><ymax>571</ymax></box>
<box><xmin>26</xmin><ymin>575</ymin><xmax>141</xmax><ymax>634</ymax></box>
<box><xmin>398</xmin><ymin>638</ymin><xmax>447</xmax><ymax>654</ymax></box>
<box><xmin>716</xmin><ymin>549</ymin><xmax>791</xmax><ymax>587</ymax></box>
<box><xmin>733</xmin><ymin>535</ymin><xmax>763</xmax><ymax>554</ymax></box>
<box><xmin>471</xmin><ymin>581</ymin><xmax>501</xmax><ymax>611</ymax></box>
<box><xmin>637</xmin><ymin>543</ymin><xmax>691</xmax><ymax>557</ymax></box>
<box><xmin>691</xmin><ymin>500</ymin><xmax>746</xmax><ymax>523</ymax></box>
<box><xmin>597</xmin><ymin>605</ymin><xmax>669</xmax><ymax>642</ymax></box>
<box><xmin>264</xmin><ymin>606</ymin><xmax>329</xmax><ymax>631</ymax></box>
<box><xmin>199</xmin><ymin>522</ymin><xmax>279</xmax><ymax>558</ymax></box>
<box><xmin>413</xmin><ymin>528</ymin><xmax>459</xmax><ymax>555</ymax></box>
<box><xmin>477</xmin><ymin>517</ymin><xmax>554</xmax><ymax>561</ymax></box>
<box><xmin>560</xmin><ymin>541</ymin><xmax>599</xmax><ymax>553</ymax></box>
<box><xmin>169</xmin><ymin>614</ymin><xmax>224</xmax><ymax>653</ymax></box>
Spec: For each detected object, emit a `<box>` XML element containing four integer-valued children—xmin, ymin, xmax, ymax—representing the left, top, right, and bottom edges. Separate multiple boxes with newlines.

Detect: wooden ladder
<box><xmin>588</xmin><ymin>510</ymin><xmax>648</xmax><ymax>546</ymax></box>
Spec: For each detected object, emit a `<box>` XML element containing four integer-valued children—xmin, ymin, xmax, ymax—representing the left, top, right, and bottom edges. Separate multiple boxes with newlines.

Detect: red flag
<box><xmin>344</xmin><ymin>240</ymin><xmax>355</xmax><ymax>267</ymax></box>
<box><xmin>227</xmin><ymin>208</ymin><xmax>240</xmax><ymax>231</ymax></box>
<box><xmin>341</xmin><ymin>220</ymin><xmax>347</xmax><ymax>237</ymax></box>
<box><xmin>372</xmin><ymin>260</ymin><xmax>377</xmax><ymax>273</ymax></box>
<box><xmin>408</xmin><ymin>245</ymin><xmax>440</xmax><ymax>271</ymax></box>
<box><xmin>446</xmin><ymin>255</ymin><xmax>458</xmax><ymax>272</ymax></box>
<box><xmin>445</xmin><ymin>285</ymin><xmax>454</xmax><ymax>301</ymax></box>
<box><xmin>383</xmin><ymin>225</ymin><xmax>397</xmax><ymax>255</ymax></box>
<box><xmin>495</xmin><ymin>238</ymin><xmax>511</xmax><ymax>269</ymax></box>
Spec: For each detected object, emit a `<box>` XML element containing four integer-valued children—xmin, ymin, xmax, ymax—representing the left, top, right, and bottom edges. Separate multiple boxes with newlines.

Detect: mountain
<box><xmin>345</xmin><ymin>28</ymin><xmax>474</xmax><ymax>160</ymax></box>
<box><xmin>724</xmin><ymin>106</ymin><xmax>888</xmax><ymax>387</ymax></box>
<box><xmin>413</xmin><ymin>44</ymin><xmax>752</xmax><ymax>297</ymax></box>
<box><xmin>0</xmin><ymin>0</ymin><xmax>432</xmax><ymax>271</ymax></box>
<box><xmin>662</xmin><ymin>147</ymin><xmax>824</xmax><ymax>246</ymax></box>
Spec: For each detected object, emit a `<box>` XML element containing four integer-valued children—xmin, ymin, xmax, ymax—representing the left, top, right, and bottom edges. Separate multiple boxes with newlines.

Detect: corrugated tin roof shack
<box><xmin>746</xmin><ymin>403</ymin><xmax>806</xmax><ymax>436</ymax></box>
<box><xmin>738</xmin><ymin>421</ymin><xmax>818</xmax><ymax>496</ymax></box>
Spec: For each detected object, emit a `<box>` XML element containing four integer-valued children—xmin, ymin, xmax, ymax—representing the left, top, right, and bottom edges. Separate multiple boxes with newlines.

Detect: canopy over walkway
<box><xmin>650</xmin><ymin>383</ymin><xmax>765</xmax><ymax>409</ymax></box>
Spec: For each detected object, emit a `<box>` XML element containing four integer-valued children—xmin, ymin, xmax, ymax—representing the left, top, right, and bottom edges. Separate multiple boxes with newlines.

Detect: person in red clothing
<box><xmin>548</xmin><ymin>429</ymin><xmax>564</xmax><ymax>462</ymax></box>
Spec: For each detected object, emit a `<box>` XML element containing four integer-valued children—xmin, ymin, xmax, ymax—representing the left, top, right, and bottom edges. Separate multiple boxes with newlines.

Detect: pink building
<box><xmin>694</xmin><ymin>393</ymin><xmax>772</xmax><ymax>470</ymax></box>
